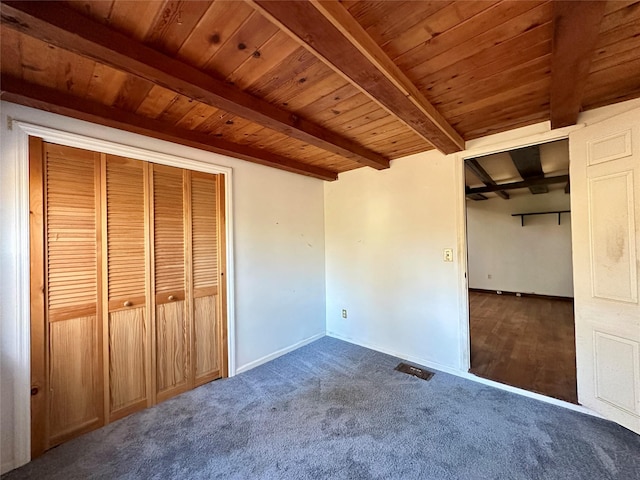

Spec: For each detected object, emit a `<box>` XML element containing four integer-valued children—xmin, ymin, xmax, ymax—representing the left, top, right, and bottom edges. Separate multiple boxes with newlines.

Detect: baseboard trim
<box><xmin>456</xmin><ymin>373</ymin><xmax>602</xmax><ymax>418</ymax></box>
<box><xmin>2</xmin><ymin>459</ymin><xmax>15</xmax><ymax>475</ymax></box>
<box><xmin>236</xmin><ymin>332</ymin><xmax>325</xmax><ymax>374</ymax></box>
<box><xmin>326</xmin><ymin>331</ymin><xmax>602</xmax><ymax>419</ymax></box>
<box><xmin>327</xmin><ymin>331</ymin><xmax>462</xmax><ymax>377</ymax></box>
<box><xmin>468</xmin><ymin>288</ymin><xmax>573</xmax><ymax>302</ymax></box>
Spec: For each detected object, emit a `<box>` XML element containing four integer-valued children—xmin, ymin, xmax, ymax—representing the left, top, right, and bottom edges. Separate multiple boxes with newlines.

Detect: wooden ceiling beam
<box><xmin>249</xmin><ymin>0</ymin><xmax>465</xmax><ymax>155</ymax></box>
<box><xmin>0</xmin><ymin>1</ymin><xmax>388</xmax><ymax>171</ymax></box>
<box><xmin>550</xmin><ymin>1</ymin><xmax>606</xmax><ymax>128</ymax></box>
<box><xmin>509</xmin><ymin>146</ymin><xmax>548</xmax><ymax>194</ymax></box>
<box><xmin>466</xmin><ymin>175</ymin><xmax>569</xmax><ymax>195</ymax></box>
<box><xmin>465</xmin><ymin>159</ymin><xmax>509</xmax><ymax>200</ymax></box>
<box><xmin>0</xmin><ymin>75</ymin><xmax>338</xmax><ymax>181</ymax></box>
<box><xmin>467</xmin><ymin>193</ymin><xmax>489</xmax><ymax>201</ymax></box>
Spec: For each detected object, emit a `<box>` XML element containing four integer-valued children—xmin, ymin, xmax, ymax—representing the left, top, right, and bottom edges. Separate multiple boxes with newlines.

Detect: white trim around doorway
<box><xmin>454</xmin><ymin>123</ymin><xmax>581</xmax><ymax>379</ymax></box>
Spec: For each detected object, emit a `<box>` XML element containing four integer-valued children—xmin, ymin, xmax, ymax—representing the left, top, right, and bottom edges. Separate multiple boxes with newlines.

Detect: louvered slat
<box><xmin>153</xmin><ymin>165</ymin><xmax>185</xmax><ymax>293</ymax></box>
<box><xmin>46</xmin><ymin>147</ymin><xmax>98</xmax><ymax>317</ymax></box>
<box><xmin>191</xmin><ymin>174</ymin><xmax>218</xmax><ymax>289</ymax></box>
<box><xmin>106</xmin><ymin>157</ymin><xmax>146</xmax><ymax>300</ymax></box>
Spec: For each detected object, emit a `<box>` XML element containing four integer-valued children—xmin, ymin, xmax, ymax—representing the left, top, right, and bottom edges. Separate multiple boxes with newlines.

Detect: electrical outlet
<box><xmin>443</xmin><ymin>248</ymin><xmax>453</xmax><ymax>262</ymax></box>
<box><xmin>487</xmin><ymin>274</ymin><xmax>492</xmax><ymax>279</ymax></box>
<box><xmin>341</xmin><ymin>309</ymin><xmax>347</xmax><ymax>319</ymax></box>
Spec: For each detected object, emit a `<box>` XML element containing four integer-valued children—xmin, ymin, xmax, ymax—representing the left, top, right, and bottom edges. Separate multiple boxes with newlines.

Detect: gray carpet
<box><xmin>4</xmin><ymin>337</ymin><xmax>639</xmax><ymax>479</ymax></box>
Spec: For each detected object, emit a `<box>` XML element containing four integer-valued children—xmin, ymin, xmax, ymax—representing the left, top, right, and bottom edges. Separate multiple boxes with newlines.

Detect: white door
<box><xmin>570</xmin><ymin>107</ymin><xmax>640</xmax><ymax>433</ymax></box>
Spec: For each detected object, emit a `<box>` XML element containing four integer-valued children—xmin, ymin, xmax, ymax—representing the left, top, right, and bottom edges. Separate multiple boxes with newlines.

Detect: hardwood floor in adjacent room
<box><xmin>469</xmin><ymin>291</ymin><xmax>578</xmax><ymax>404</ymax></box>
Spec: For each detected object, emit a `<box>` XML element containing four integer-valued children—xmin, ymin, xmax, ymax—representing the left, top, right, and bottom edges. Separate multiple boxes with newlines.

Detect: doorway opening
<box><xmin>464</xmin><ymin>139</ymin><xmax>578</xmax><ymax>404</ymax></box>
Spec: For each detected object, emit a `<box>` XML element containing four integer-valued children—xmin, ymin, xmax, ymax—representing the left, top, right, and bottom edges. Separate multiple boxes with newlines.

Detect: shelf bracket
<box><xmin>511</xmin><ymin>210</ymin><xmax>570</xmax><ymax>226</ymax></box>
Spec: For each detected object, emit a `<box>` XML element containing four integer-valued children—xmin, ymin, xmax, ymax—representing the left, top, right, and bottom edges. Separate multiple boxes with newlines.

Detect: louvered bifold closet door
<box><xmin>105</xmin><ymin>156</ymin><xmax>151</xmax><ymax>420</ymax></box>
<box><xmin>152</xmin><ymin>164</ymin><xmax>191</xmax><ymax>401</ymax></box>
<box><xmin>43</xmin><ymin>143</ymin><xmax>104</xmax><ymax>448</ymax></box>
<box><xmin>191</xmin><ymin>172</ymin><xmax>223</xmax><ymax>385</ymax></box>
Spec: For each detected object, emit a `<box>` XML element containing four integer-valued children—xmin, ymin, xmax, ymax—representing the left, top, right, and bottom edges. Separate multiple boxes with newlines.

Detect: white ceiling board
<box><xmin>540</xmin><ymin>140</ymin><xmax>570</xmax><ymax>176</ymax></box>
<box><xmin>477</xmin><ymin>152</ymin><xmax>522</xmax><ymax>184</ymax></box>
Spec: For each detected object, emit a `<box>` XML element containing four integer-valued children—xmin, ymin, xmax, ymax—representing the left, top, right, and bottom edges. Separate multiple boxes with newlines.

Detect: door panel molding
<box><xmin>587</xmin><ymin>128</ymin><xmax>632</xmax><ymax>166</ymax></box>
<box><xmin>593</xmin><ymin>330</ymin><xmax>640</xmax><ymax>415</ymax></box>
<box><xmin>588</xmin><ymin>170</ymin><xmax>638</xmax><ymax>303</ymax></box>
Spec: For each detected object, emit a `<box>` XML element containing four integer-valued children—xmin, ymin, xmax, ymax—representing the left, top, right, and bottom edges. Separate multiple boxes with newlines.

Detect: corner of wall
<box><xmin>1</xmin><ymin>459</ymin><xmax>15</xmax><ymax>476</ymax></box>
<box><xmin>235</xmin><ymin>332</ymin><xmax>325</xmax><ymax>374</ymax></box>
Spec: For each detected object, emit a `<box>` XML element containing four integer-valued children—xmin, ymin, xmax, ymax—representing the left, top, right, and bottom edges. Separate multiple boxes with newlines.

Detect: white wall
<box><xmin>0</xmin><ymin>102</ymin><xmax>326</xmax><ymax>472</ymax></box>
<box><xmin>324</xmin><ymin>151</ymin><xmax>465</xmax><ymax>371</ymax></box>
<box><xmin>466</xmin><ymin>189</ymin><xmax>573</xmax><ymax>297</ymax></box>
<box><xmin>324</xmin><ymin>98</ymin><xmax>640</xmax><ymax>379</ymax></box>
<box><xmin>232</xmin><ymin>164</ymin><xmax>326</xmax><ymax>370</ymax></box>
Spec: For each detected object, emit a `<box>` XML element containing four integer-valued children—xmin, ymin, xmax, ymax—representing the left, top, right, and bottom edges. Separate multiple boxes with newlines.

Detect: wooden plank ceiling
<box><xmin>1</xmin><ymin>1</ymin><xmax>639</xmax><ymax>181</ymax></box>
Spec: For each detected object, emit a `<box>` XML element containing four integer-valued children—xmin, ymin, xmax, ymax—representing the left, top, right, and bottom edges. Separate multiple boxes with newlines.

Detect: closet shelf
<box><xmin>511</xmin><ymin>210</ymin><xmax>570</xmax><ymax>226</ymax></box>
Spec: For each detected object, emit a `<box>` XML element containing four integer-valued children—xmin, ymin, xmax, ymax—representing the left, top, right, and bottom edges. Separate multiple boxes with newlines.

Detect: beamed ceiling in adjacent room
<box><xmin>1</xmin><ymin>1</ymin><xmax>639</xmax><ymax>182</ymax></box>
<box><xmin>465</xmin><ymin>139</ymin><xmax>570</xmax><ymax>200</ymax></box>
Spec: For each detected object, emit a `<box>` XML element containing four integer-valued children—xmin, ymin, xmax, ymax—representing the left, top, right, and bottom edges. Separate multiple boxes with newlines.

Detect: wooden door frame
<box><xmin>27</xmin><ymin>136</ymin><xmax>46</xmax><ymax>457</ymax></box>
<box><xmin>10</xmin><ymin>120</ymin><xmax>237</xmax><ymax>468</ymax></box>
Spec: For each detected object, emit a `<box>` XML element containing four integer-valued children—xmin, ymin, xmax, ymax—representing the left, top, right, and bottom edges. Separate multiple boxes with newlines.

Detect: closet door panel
<box><xmin>191</xmin><ymin>173</ymin><xmax>221</xmax><ymax>385</ymax></box>
<box><xmin>105</xmin><ymin>156</ymin><xmax>150</xmax><ymax>418</ymax></box>
<box><xmin>152</xmin><ymin>164</ymin><xmax>189</xmax><ymax>399</ymax></box>
<box><xmin>194</xmin><ymin>294</ymin><xmax>219</xmax><ymax>380</ymax></box>
<box><xmin>44</xmin><ymin>144</ymin><xmax>103</xmax><ymax>447</ymax></box>
<box><xmin>49</xmin><ymin>315</ymin><xmax>99</xmax><ymax>441</ymax></box>
<box><xmin>109</xmin><ymin>308</ymin><xmax>146</xmax><ymax>412</ymax></box>
<box><xmin>156</xmin><ymin>300</ymin><xmax>188</xmax><ymax>390</ymax></box>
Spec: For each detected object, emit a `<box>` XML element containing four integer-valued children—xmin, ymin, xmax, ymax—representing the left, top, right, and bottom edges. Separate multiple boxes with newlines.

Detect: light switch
<box><xmin>443</xmin><ymin>248</ymin><xmax>454</xmax><ymax>262</ymax></box>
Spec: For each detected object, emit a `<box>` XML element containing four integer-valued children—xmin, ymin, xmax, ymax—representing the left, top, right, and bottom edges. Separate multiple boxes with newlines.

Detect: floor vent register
<box><xmin>394</xmin><ymin>362</ymin><xmax>435</xmax><ymax>381</ymax></box>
